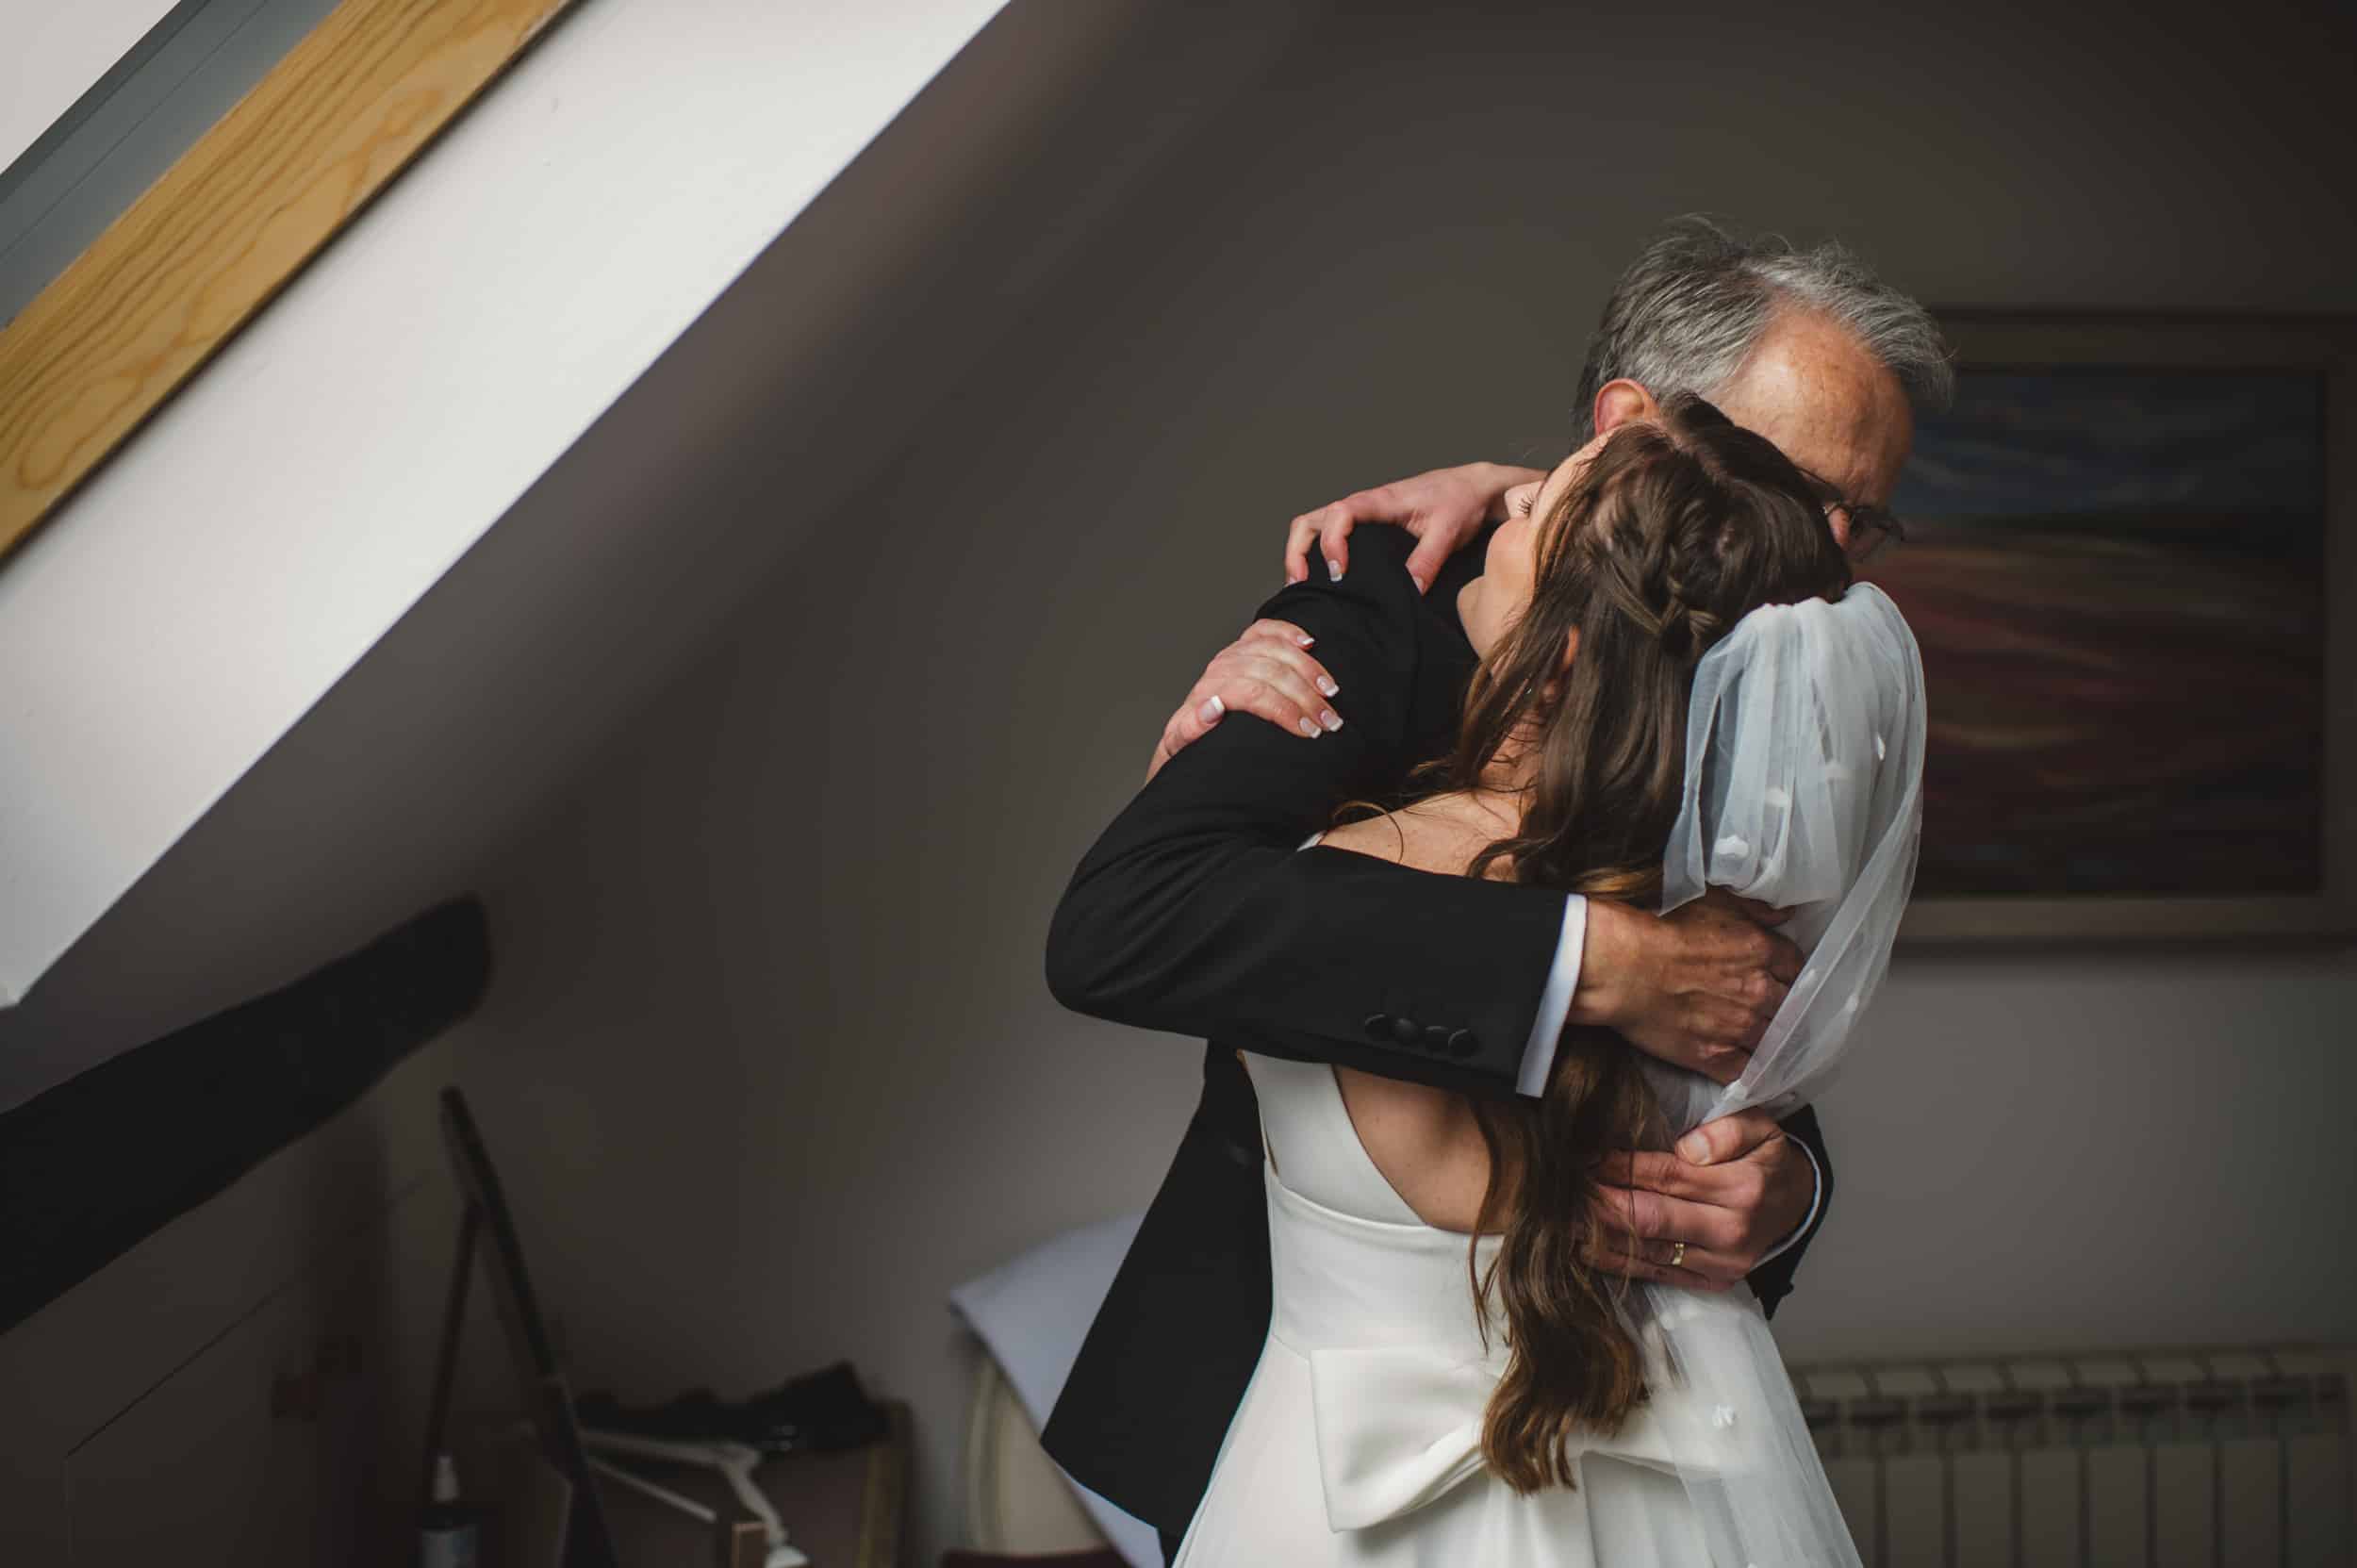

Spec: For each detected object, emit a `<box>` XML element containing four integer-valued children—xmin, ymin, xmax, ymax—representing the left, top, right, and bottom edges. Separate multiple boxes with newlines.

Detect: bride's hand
<box><xmin>1283</xmin><ymin>462</ymin><xmax>1545</xmax><ymax>596</ymax></box>
<box><xmin>1584</xmin><ymin>1112</ymin><xmax>1815</xmax><ymax>1291</ymax></box>
<box><xmin>1146</xmin><ymin>619</ymin><xmax>1343</xmax><ymax>783</ymax></box>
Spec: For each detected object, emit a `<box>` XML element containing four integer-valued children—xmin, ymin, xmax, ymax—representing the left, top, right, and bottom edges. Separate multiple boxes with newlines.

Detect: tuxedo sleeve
<box><xmin>1747</xmin><ymin>1104</ymin><xmax>1835</xmax><ymax>1317</ymax></box>
<box><xmin>1045</xmin><ymin>554</ymin><xmax>1569</xmax><ymax>1096</ymax></box>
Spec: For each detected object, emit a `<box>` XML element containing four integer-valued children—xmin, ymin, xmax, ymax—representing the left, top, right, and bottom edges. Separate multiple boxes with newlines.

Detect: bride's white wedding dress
<box><xmin>1171</xmin><ymin>1048</ymin><xmax>1721</xmax><ymax>1567</ymax></box>
<box><xmin>1176</xmin><ymin>585</ymin><xmax>1925</xmax><ymax>1567</ymax></box>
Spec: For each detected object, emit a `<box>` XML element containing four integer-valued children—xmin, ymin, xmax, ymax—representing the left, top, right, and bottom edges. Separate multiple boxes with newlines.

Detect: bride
<box><xmin>1172</xmin><ymin>393</ymin><xmax>1925</xmax><ymax>1567</ymax></box>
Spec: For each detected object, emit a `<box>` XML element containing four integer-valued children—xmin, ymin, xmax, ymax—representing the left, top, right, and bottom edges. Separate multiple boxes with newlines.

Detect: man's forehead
<box><xmin>1749</xmin><ymin>403</ymin><xmax>1914</xmax><ymax>502</ymax></box>
<box><xmin>1715</xmin><ymin>314</ymin><xmax>1913</xmax><ymax>500</ymax></box>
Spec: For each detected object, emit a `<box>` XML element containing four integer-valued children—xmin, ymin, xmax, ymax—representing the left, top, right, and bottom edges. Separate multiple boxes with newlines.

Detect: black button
<box><xmin>1445</xmin><ymin>1029</ymin><xmax>1477</xmax><ymax>1058</ymax></box>
<box><xmin>1363</xmin><ymin>1014</ymin><xmax>1393</xmax><ymax>1042</ymax></box>
<box><xmin>1391</xmin><ymin>1015</ymin><xmax>1421</xmax><ymax>1048</ymax></box>
<box><xmin>1423</xmin><ymin>1026</ymin><xmax>1452</xmax><ymax>1053</ymax></box>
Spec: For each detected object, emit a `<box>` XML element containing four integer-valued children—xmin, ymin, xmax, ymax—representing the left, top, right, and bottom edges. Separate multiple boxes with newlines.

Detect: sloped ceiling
<box><xmin>0</xmin><ymin>3</ymin><xmax>1316</xmax><ymax>1110</ymax></box>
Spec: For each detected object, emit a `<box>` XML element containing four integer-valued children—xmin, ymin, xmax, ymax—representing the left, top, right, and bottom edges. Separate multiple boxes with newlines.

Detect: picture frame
<box><xmin>1870</xmin><ymin>311</ymin><xmax>2355</xmax><ymax>943</ymax></box>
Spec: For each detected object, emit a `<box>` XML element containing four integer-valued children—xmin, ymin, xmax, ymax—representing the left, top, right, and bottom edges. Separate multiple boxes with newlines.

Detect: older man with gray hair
<box><xmin>1277</xmin><ymin>218</ymin><xmax>1952</xmax><ymax>597</ymax></box>
<box><xmin>1043</xmin><ymin>218</ymin><xmax>1951</xmax><ymax>1561</ymax></box>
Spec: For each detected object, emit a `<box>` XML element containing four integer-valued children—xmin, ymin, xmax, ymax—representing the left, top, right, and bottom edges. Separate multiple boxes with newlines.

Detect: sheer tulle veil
<box><xmin>1633</xmin><ymin>581</ymin><xmax>1927</xmax><ymax>1567</ymax></box>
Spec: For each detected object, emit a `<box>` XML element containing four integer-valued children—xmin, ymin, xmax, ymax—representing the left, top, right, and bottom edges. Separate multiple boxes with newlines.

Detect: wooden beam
<box><xmin>0</xmin><ymin>0</ymin><xmax>577</xmax><ymax>563</ymax></box>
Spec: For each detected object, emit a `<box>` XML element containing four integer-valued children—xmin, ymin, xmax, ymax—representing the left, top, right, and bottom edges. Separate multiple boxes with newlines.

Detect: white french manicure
<box><xmin>1316</xmin><ymin>675</ymin><xmax>1339</xmax><ymax>698</ymax></box>
<box><xmin>1320</xmin><ymin>708</ymin><xmax>1343</xmax><ymax>733</ymax></box>
<box><xmin>1326</xmin><ymin>558</ymin><xmax>1343</xmax><ymax>583</ymax></box>
<box><xmin>1296</xmin><ymin>717</ymin><xmax>1321</xmax><ymax>738</ymax></box>
<box><xmin>1199</xmin><ymin>695</ymin><xmax>1225</xmax><ymax>724</ymax></box>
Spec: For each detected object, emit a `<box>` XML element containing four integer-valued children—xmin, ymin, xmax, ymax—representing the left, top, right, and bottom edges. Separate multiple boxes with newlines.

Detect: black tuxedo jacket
<box><xmin>1039</xmin><ymin>526</ymin><xmax>1834</xmax><ymax>1539</ymax></box>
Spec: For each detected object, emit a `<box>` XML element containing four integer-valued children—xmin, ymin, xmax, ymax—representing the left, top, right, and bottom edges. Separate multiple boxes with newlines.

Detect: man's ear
<box><xmin>1591</xmin><ymin>379</ymin><xmax>1657</xmax><ymax>436</ymax></box>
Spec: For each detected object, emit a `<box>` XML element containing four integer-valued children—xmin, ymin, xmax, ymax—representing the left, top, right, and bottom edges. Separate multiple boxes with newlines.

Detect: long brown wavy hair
<box><xmin>1445</xmin><ymin>392</ymin><xmax>1851</xmax><ymax>1491</ymax></box>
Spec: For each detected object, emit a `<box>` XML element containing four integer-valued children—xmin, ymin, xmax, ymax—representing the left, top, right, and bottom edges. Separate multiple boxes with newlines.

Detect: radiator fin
<box><xmin>1789</xmin><ymin>1344</ymin><xmax>2352</xmax><ymax>1567</ymax></box>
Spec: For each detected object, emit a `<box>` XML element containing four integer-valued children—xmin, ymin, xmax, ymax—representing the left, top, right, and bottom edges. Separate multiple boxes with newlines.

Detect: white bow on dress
<box><xmin>1306</xmin><ymin>1341</ymin><xmax>1707</xmax><ymax>1529</ymax></box>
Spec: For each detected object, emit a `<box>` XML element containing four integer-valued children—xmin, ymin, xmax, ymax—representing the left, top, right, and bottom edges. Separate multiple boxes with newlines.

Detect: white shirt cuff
<box><xmin>1514</xmin><ymin>895</ymin><xmax>1587</xmax><ymax>1098</ymax></box>
<box><xmin>1754</xmin><ymin>1132</ymin><xmax>1824</xmax><ymax>1267</ymax></box>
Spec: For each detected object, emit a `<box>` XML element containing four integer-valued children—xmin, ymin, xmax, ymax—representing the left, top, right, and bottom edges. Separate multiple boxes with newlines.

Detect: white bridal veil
<box><xmin>1636</xmin><ymin>582</ymin><xmax>1927</xmax><ymax>1567</ymax></box>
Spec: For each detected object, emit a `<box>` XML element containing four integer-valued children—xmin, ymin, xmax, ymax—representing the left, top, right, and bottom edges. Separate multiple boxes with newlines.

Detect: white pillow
<box><xmin>948</xmin><ymin>1213</ymin><xmax>1160</xmax><ymax>1568</ymax></box>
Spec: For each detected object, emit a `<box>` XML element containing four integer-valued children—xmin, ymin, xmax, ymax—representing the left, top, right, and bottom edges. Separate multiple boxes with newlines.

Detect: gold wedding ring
<box><xmin>1668</xmin><ymin>1241</ymin><xmax>1688</xmax><ymax>1269</ymax></box>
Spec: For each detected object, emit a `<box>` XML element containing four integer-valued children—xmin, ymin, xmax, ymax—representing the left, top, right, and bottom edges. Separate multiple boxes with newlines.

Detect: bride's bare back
<box><xmin>1317</xmin><ymin>795</ymin><xmax>1522</xmax><ymax>1233</ymax></box>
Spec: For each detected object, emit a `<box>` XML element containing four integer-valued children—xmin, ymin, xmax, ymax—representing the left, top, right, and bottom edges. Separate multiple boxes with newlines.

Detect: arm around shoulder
<box><xmin>1045</xmin><ymin>553</ymin><xmax>1567</xmax><ymax>1090</ymax></box>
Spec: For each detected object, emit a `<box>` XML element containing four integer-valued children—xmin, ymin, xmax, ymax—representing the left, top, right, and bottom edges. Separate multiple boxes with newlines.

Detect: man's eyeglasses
<box><xmin>1799</xmin><ymin>470</ymin><xmax>1905</xmax><ymax>564</ymax></box>
<box><xmin>1828</xmin><ymin>497</ymin><xmax>1905</xmax><ymax>565</ymax></box>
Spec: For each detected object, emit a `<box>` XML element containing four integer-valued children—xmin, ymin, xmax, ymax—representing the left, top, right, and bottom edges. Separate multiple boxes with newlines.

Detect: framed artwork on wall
<box><xmin>1865</xmin><ymin>312</ymin><xmax>2355</xmax><ymax>942</ymax></box>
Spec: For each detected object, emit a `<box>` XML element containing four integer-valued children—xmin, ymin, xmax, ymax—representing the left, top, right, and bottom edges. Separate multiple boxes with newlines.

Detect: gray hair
<box><xmin>1572</xmin><ymin>218</ymin><xmax>1953</xmax><ymax>444</ymax></box>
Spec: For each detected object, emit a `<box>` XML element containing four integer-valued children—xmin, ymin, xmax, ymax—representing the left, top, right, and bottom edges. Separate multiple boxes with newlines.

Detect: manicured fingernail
<box><xmin>1296</xmin><ymin>717</ymin><xmax>1321</xmax><ymax>738</ymax></box>
<box><xmin>1199</xmin><ymin>695</ymin><xmax>1225</xmax><ymax>724</ymax></box>
<box><xmin>1409</xmin><ymin>570</ymin><xmax>1428</xmax><ymax>594</ymax></box>
<box><xmin>1315</xmin><ymin>675</ymin><xmax>1339</xmax><ymax>698</ymax></box>
<box><xmin>1295</xmin><ymin>633</ymin><xmax>1315</xmax><ymax>648</ymax></box>
<box><xmin>1319</xmin><ymin>708</ymin><xmax>1343</xmax><ymax>733</ymax></box>
<box><xmin>1326</xmin><ymin>558</ymin><xmax>1343</xmax><ymax>583</ymax></box>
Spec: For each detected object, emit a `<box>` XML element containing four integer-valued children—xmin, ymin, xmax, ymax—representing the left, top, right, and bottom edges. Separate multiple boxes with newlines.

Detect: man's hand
<box><xmin>1284</xmin><ymin>462</ymin><xmax>1545</xmax><ymax>596</ymax></box>
<box><xmin>1146</xmin><ymin>619</ymin><xmax>1342</xmax><ymax>783</ymax></box>
<box><xmin>1571</xmin><ymin>892</ymin><xmax>1803</xmax><ymax>1083</ymax></box>
<box><xmin>1584</xmin><ymin>1111</ymin><xmax>1813</xmax><ymax>1290</ymax></box>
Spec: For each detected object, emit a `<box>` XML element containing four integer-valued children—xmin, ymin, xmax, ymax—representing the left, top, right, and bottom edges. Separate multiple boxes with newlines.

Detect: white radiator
<box><xmin>1789</xmin><ymin>1345</ymin><xmax>2354</xmax><ymax>1567</ymax></box>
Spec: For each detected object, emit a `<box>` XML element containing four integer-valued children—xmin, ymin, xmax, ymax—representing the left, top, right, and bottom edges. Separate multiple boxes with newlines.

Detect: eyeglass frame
<box><xmin>1796</xmin><ymin>468</ymin><xmax>1906</xmax><ymax>564</ymax></box>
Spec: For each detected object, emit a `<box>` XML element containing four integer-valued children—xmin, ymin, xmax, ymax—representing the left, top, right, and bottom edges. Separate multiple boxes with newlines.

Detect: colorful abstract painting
<box><xmin>1862</xmin><ymin>367</ymin><xmax>2328</xmax><ymax>900</ymax></box>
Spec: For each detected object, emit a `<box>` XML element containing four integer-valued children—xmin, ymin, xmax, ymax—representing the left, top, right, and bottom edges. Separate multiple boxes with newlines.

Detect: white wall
<box><xmin>0</xmin><ymin>0</ymin><xmax>1008</xmax><ymax>1015</ymax></box>
<box><xmin>450</xmin><ymin>0</ymin><xmax>2357</xmax><ymax>1559</ymax></box>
